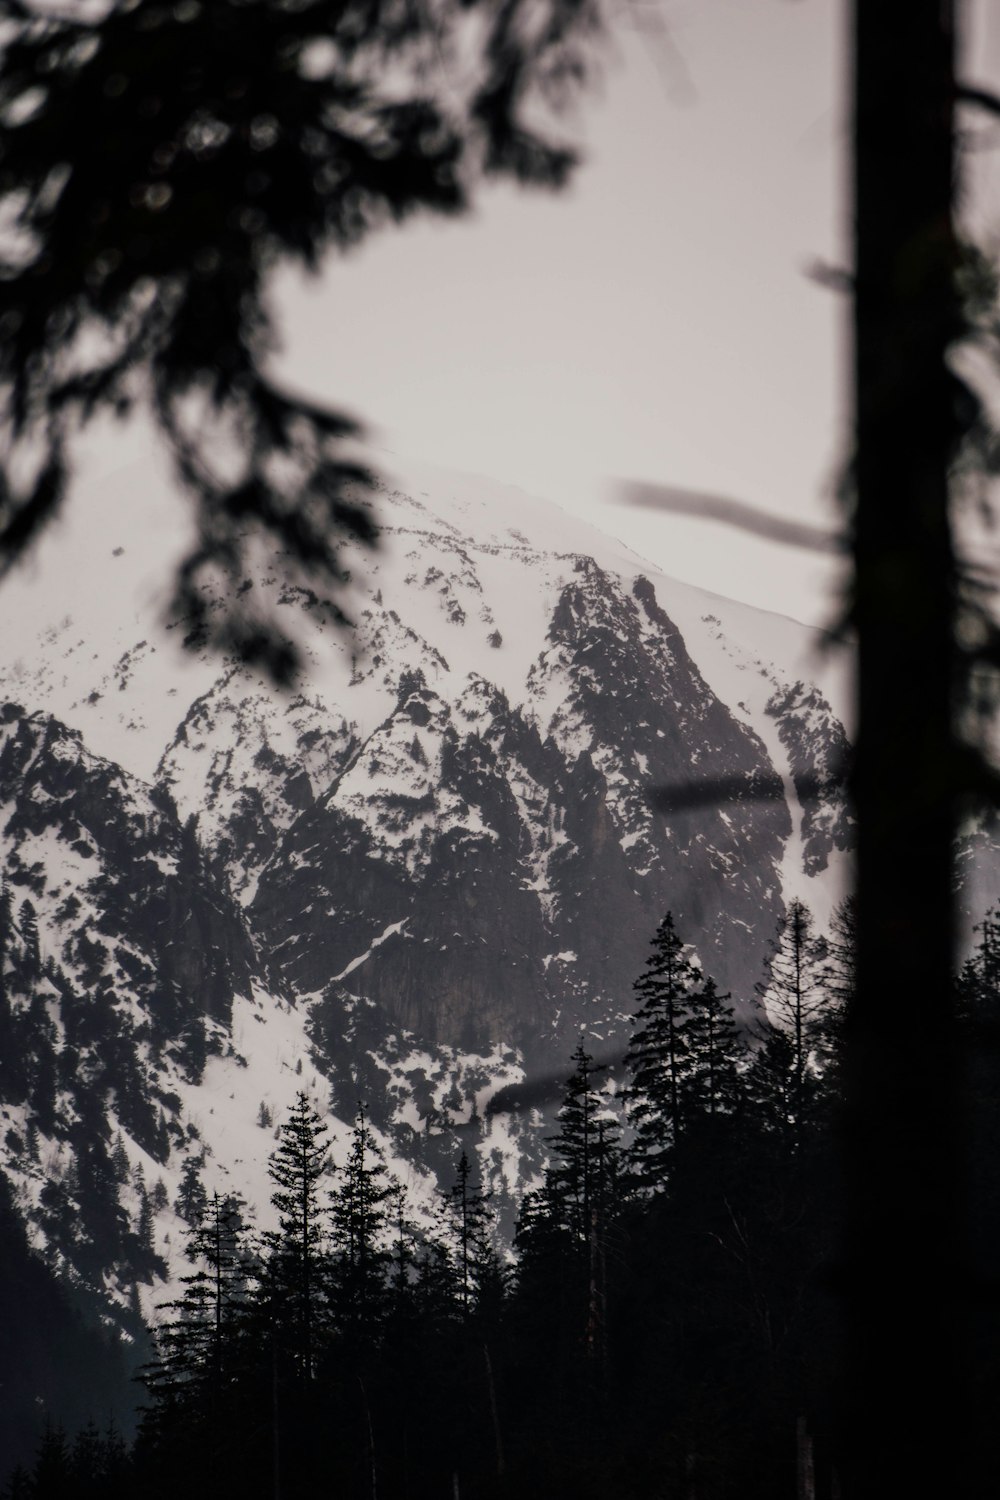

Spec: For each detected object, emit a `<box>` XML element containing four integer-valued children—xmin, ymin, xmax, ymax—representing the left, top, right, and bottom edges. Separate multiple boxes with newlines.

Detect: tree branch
<box><xmin>958</xmin><ymin>83</ymin><xmax>1000</xmax><ymax>118</ymax></box>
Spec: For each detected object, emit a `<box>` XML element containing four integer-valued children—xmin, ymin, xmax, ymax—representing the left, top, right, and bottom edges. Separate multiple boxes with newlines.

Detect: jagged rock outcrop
<box><xmin>0</xmin><ymin>703</ymin><xmax>254</xmax><ymax>1041</ymax></box>
<box><xmin>764</xmin><ymin>678</ymin><xmax>853</xmax><ymax>875</ymax></box>
<box><xmin>249</xmin><ymin>562</ymin><xmax>791</xmax><ymax>1064</ymax></box>
<box><xmin>158</xmin><ymin>672</ymin><xmax>360</xmax><ymax>901</ymax></box>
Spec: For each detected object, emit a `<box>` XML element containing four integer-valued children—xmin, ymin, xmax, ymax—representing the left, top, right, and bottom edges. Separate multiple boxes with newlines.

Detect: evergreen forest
<box><xmin>6</xmin><ymin>897</ymin><xmax>1000</xmax><ymax>1500</ymax></box>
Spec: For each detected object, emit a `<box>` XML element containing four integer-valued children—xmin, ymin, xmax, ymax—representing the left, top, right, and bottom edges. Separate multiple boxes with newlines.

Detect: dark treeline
<box><xmin>6</xmin><ymin>897</ymin><xmax>1000</xmax><ymax>1500</ymax></box>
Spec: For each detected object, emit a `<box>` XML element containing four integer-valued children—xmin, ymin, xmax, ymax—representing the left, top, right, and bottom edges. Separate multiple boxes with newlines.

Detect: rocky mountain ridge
<box><xmin>0</xmin><ymin>454</ymin><xmax>856</xmax><ymax>1448</ymax></box>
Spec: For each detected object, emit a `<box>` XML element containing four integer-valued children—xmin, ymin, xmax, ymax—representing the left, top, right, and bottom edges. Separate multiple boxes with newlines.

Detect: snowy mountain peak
<box><xmin>0</xmin><ymin>449</ymin><xmax>858</xmax><ymax>1380</ymax></box>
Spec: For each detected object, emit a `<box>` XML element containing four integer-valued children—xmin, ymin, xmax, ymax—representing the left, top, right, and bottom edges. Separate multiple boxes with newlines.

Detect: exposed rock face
<box><xmin>158</xmin><ymin>672</ymin><xmax>360</xmax><ymax>901</ymax></box>
<box><xmin>0</xmin><ymin>702</ymin><xmax>263</xmax><ymax>1342</ymax></box>
<box><xmin>0</xmin><ymin>702</ymin><xmax>254</xmax><ymax>1044</ymax></box>
<box><xmin>250</xmin><ymin>564</ymin><xmax>791</xmax><ymax>1063</ymax></box>
<box><xmin>765</xmin><ymin>678</ymin><xmax>854</xmax><ymax>876</ymax></box>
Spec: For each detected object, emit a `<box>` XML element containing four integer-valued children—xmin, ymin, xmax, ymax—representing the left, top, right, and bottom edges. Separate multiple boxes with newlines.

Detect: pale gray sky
<box><xmin>272</xmin><ymin>0</ymin><xmax>849</xmax><ymax>627</ymax></box>
<box><xmin>43</xmin><ymin>0</ymin><xmax>1000</xmax><ymax>636</ymax></box>
<box><xmin>262</xmin><ymin>0</ymin><xmax>1000</xmax><ymax>631</ymax></box>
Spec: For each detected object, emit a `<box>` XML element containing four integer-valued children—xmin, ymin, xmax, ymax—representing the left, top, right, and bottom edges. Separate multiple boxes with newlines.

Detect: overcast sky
<box><xmin>271</xmin><ymin>0</ymin><xmax>849</xmax><ymax>628</ymax></box>
<box><xmin>263</xmin><ymin>0</ymin><xmax>1000</xmax><ymax>631</ymax></box>
<box><xmin>58</xmin><ymin>0</ymin><xmax>1000</xmax><ymax>636</ymax></box>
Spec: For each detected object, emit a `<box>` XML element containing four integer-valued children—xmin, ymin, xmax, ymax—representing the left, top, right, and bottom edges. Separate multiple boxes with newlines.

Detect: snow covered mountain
<box><xmin>0</xmin><ymin>449</ymin><xmax>855</xmax><ymax>1418</ymax></box>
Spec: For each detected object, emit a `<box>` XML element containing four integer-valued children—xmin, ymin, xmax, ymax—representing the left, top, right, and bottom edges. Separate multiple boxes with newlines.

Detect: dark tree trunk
<box><xmin>846</xmin><ymin>1</ymin><xmax>969</xmax><ymax>1493</ymax></box>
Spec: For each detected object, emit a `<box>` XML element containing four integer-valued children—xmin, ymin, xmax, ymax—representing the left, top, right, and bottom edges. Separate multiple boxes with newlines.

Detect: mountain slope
<box><xmin>0</xmin><ymin>450</ymin><xmax>857</xmax><ymax>1458</ymax></box>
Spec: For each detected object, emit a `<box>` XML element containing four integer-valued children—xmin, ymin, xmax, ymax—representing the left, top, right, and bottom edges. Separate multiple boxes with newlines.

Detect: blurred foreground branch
<box><xmin>0</xmin><ymin>0</ymin><xmax>600</xmax><ymax>679</ymax></box>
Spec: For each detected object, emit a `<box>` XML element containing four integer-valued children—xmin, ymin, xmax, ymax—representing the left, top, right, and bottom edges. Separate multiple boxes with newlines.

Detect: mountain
<box><xmin>0</xmin><ymin>449</ymin><xmax>855</xmax><ymax>1463</ymax></box>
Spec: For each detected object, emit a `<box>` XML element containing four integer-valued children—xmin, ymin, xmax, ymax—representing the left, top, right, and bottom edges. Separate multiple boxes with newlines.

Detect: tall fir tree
<box><xmin>678</xmin><ymin>975</ymin><xmax>746</xmax><ymax>1125</ymax></box>
<box><xmin>957</xmin><ymin>904</ymin><xmax>1000</xmax><ymax>1028</ymax></box>
<box><xmin>174</xmin><ymin>1156</ymin><xmax>208</xmax><ymax>1228</ymax></box>
<box><xmin>0</xmin><ymin>882</ymin><xmax>24</xmax><ymax>1102</ymax></box>
<box><xmin>0</xmin><ymin>881</ymin><xmax>10</xmax><ymax>979</ymax></box>
<box><xmin>439</xmin><ymin>1149</ymin><xmax>502</xmax><ymax>1320</ymax></box>
<box><xmin>743</xmin><ymin>1026</ymin><xmax>799</xmax><ymax>1142</ymax></box>
<box><xmin>544</xmin><ymin>1041</ymin><xmax>626</xmax><ymax>1247</ymax></box>
<box><xmin>184</xmin><ymin>1191</ymin><xmax>255</xmax><ymax>1387</ymax></box>
<box><xmin>329</xmin><ymin>1105</ymin><xmax>393</xmax><ymax>1345</ymax></box>
<box><xmin>387</xmin><ymin>1182</ymin><xmax>420</xmax><ymax>1315</ymax></box>
<box><xmin>817</xmin><ymin>893</ymin><xmax>856</xmax><ymax>1096</ymax></box>
<box><xmin>623</xmin><ymin>911</ymin><xmax>701</xmax><ymax>1188</ymax></box>
<box><xmin>263</xmin><ymin>1091</ymin><xmax>332</xmax><ymax>1382</ymax></box>
<box><xmin>17</xmin><ymin>899</ymin><xmax>40</xmax><ymax>987</ymax></box>
<box><xmin>138</xmin><ymin>1190</ymin><xmax>257</xmax><ymax>1500</ymax></box>
<box><xmin>756</xmin><ymin>899</ymin><xmax>829</xmax><ymax>1145</ymax></box>
<box><xmin>548</xmin><ymin>1040</ymin><xmax>626</xmax><ymax>1374</ymax></box>
<box><xmin>515</xmin><ymin>1038</ymin><xmax>627</xmax><ymax>1398</ymax></box>
<box><xmin>825</xmin><ymin>894</ymin><xmax>858</xmax><ymax>1012</ymax></box>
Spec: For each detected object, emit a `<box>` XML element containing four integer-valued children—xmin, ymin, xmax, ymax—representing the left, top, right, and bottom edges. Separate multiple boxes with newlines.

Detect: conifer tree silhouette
<box><xmin>623</xmin><ymin>911</ymin><xmax>699</xmax><ymax>1187</ymax></box>
<box><xmin>263</xmin><ymin>1090</ymin><xmax>332</xmax><ymax>1382</ymax></box>
<box><xmin>756</xmin><ymin>900</ymin><xmax>828</xmax><ymax>1147</ymax></box>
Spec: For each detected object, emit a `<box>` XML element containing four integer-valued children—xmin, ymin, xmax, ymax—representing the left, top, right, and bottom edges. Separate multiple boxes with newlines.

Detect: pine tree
<box><xmin>679</xmin><ymin>975</ymin><xmax>746</xmax><ymax>1124</ymax></box>
<box><xmin>550</xmin><ymin>1041</ymin><xmax>626</xmax><ymax>1371</ymax></box>
<box><xmin>623</xmin><ymin>911</ymin><xmax>701</xmax><ymax>1187</ymax></box>
<box><xmin>183</xmin><ymin>1191</ymin><xmax>255</xmax><ymax>1387</ymax></box>
<box><xmin>329</xmin><ymin>1105</ymin><xmax>393</xmax><ymax>1345</ymax></box>
<box><xmin>514</xmin><ymin>1177</ymin><xmax>572</xmax><ymax>1287</ymax></box>
<box><xmin>544</xmin><ymin>1041</ymin><xmax>626</xmax><ymax>1247</ymax></box>
<box><xmin>117</xmin><ymin>1062</ymin><xmax>167</xmax><ymax>1163</ymax></box>
<box><xmin>139</xmin><ymin>1192</ymin><xmax>257</xmax><ymax>1493</ymax></box>
<box><xmin>17</xmin><ymin>899</ymin><xmax>40</xmax><ymax>985</ymax></box>
<box><xmin>28</xmin><ymin>1020</ymin><xmax>58</xmax><ymax>1135</ymax></box>
<box><xmin>412</xmin><ymin>1231</ymin><xmax>462</xmax><ymax>1328</ymax></box>
<box><xmin>514</xmin><ymin>1040</ymin><xmax>627</xmax><ymax>1393</ymax></box>
<box><xmin>174</xmin><ymin>1155</ymin><xmax>207</xmax><ymax>1227</ymax></box>
<box><xmin>73</xmin><ymin>1133</ymin><xmax>129</xmax><ymax>1277</ymax></box>
<box><xmin>744</xmin><ymin>1026</ymin><xmax>798</xmax><ymax>1141</ymax></box>
<box><xmin>955</xmin><ymin>902</ymin><xmax>1000</xmax><ymax>1498</ymax></box>
<box><xmin>29</xmin><ymin>1421</ymin><xmax>71</xmax><ymax>1500</ymax></box>
<box><xmin>817</xmin><ymin>893</ymin><xmax>856</xmax><ymax>1094</ymax></box>
<box><xmin>756</xmin><ymin>899</ymin><xmax>829</xmax><ymax>1145</ymax></box>
<box><xmin>825</xmin><ymin>893</ymin><xmax>858</xmax><ymax>1012</ymax></box>
<box><xmin>68</xmin><ymin>1421</ymin><xmax>104</xmax><ymax>1500</ymax></box>
<box><xmin>0</xmin><ymin>884</ymin><xmax>10</xmax><ymax>1005</ymax></box>
<box><xmin>264</xmin><ymin>1091</ymin><xmax>332</xmax><ymax>1382</ymax></box>
<box><xmin>0</xmin><ymin>882</ymin><xmax>25</xmax><ymax>1102</ymax></box>
<box><xmin>111</xmin><ymin>1134</ymin><xmax>130</xmax><ymax>1185</ymax></box>
<box><xmin>94</xmin><ymin>1422</ymin><xmax>130</xmax><ymax>1500</ymax></box>
<box><xmin>957</xmin><ymin>904</ymin><xmax>1000</xmax><ymax>1029</ymax></box>
<box><xmin>439</xmin><ymin>1150</ymin><xmax>501</xmax><ymax>1320</ymax></box>
<box><xmin>387</xmin><ymin>1182</ymin><xmax>418</xmax><ymax>1312</ymax></box>
<box><xmin>133</xmin><ymin>1183</ymin><xmax>162</xmax><ymax>1282</ymax></box>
